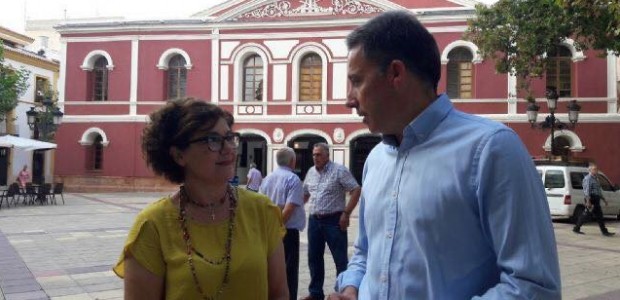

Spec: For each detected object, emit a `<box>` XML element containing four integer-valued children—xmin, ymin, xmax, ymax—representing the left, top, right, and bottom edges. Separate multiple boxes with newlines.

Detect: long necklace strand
<box><xmin>178</xmin><ymin>185</ymin><xmax>237</xmax><ymax>300</ymax></box>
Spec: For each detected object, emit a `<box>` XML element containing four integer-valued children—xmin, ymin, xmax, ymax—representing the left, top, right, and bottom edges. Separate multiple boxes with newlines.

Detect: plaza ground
<box><xmin>0</xmin><ymin>192</ymin><xmax>619</xmax><ymax>300</ymax></box>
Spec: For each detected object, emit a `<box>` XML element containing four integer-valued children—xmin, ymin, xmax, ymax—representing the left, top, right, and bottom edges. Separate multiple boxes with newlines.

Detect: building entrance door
<box><xmin>288</xmin><ymin>135</ymin><xmax>327</xmax><ymax>181</ymax></box>
<box><xmin>32</xmin><ymin>150</ymin><xmax>45</xmax><ymax>184</ymax></box>
<box><xmin>0</xmin><ymin>148</ymin><xmax>8</xmax><ymax>186</ymax></box>
<box><xmin>350</xmin><ymin>135</ymin><xmax>381</xmax><ymax>184</ymax></box>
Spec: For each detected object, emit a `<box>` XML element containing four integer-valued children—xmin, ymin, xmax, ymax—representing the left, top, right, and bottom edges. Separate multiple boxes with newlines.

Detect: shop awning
<box><xmin>0</xmin><ymin>135</ymin><xmax>57</xmax><ymax>151</ymax></box>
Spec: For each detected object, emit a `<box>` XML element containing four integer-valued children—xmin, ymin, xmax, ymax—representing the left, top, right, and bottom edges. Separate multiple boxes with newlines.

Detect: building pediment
<box><xmin>197</xmin><ymin>0</ymin><xmax>407</xmax><ymax>22</ymax></box>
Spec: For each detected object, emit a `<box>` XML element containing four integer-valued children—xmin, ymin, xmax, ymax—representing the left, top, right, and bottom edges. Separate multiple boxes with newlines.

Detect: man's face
<box><xmin>590</xmin><ymin>166</ymin><xmax>599</xmax><ymax>175</ymax></box>
<box><xmin>312</xmin><ymin>147</ymin><xmax>329</xmax><ymax>170</ymax></box>
<box><xmin>345</xmin><ymin>46</ymin><xmax>396</xmax><ymax>134</ymax></box>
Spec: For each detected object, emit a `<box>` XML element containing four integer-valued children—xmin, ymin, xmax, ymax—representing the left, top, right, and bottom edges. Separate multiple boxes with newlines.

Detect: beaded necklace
<box><xmin>178</xmin><ymin>185</ymin><xmax>237</xmax><ymax>300</ymax></box>
<box><xmin>186</xmin><ymin>189</ymin><xmax>228</xmax><ymax>221</ymax></box>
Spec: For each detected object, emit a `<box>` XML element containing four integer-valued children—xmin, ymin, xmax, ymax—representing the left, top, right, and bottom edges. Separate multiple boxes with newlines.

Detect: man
<box><xmin>259</xmin><ymin>147</ymin><xmax>306</xmax><ymax>300</ymax></box>
<box><xmin>246</xmin><ymin>162</ymin><xmax>262</xmax><ymax>192</ymax></box>
<box><xmin>302</xmin><ymin>143</ymin><xmax>361</xmax><ymax>300</ymax></box>
<box><xmin>331</xmin><ymin>11</ymin><xmax>561</xmax><ymax>299</ymax></box>
<box><xmin>573</xmin><ymin>163</ymin><xmax>615</xmax><ymax>236</ymax></box>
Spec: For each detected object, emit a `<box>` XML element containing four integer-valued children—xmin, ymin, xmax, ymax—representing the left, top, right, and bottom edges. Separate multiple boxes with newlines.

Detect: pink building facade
<box><xmin>55</xmin><ymin>0</ymin><xmax>620</xmax><ymax>191</ymax></box>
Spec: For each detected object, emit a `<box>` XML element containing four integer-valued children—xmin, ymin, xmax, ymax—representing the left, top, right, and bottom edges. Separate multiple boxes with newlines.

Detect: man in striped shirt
<box><xmin>573</xmin><ymin>163</ymin><xmax>615</xmax><ymax>236</ymax></box>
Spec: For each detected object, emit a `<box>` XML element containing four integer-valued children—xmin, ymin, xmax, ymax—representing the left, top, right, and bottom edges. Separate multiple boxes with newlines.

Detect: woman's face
<box><xmin>173</xmin><ymin>117</ymin><xmax>237</xmax><ymax>185</ymax></box>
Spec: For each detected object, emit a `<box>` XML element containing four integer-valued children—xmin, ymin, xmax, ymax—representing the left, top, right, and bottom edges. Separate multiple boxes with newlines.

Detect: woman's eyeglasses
<box><xmin>187</xmin><ymin>132</ymin><xmax>241</xmax><ymax>152</ymax></box>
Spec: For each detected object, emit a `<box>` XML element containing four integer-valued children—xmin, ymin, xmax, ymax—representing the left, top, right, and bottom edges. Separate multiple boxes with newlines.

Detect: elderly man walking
<box><xmin>259</xmin><ymin>147</ymin><xmax>306</xmax><ymax>300</ymax></box>
<box><xmin>301</xmin><ymin>142</ymin><xmax>361</xmax><ymax>300</ymax></box>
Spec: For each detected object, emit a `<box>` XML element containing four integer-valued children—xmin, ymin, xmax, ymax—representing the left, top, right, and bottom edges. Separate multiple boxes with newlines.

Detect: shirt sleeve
<box><xmin>338</xmin><ymin>166</ymin><xmax>360</xmax><ymax>192</ymax></box>
<box><xmin>286</xmin><ymin>176</ymin><xmax>304</xmax><ymax>207</ymax></box>
<box><xmin>583</xmin><ymin>176</ymin><xmax>591</xmax><ymax>197</ymax></box>
<box><xmin>336</xmin><ymin>194</ymin><xmax>367</xmax><ymax>291</ymax></box>
<box><xmin>113</xmin><ymin>211</ymin><xmax>165</xmax><ymax>278</ymax></box>
<box><xmin>473</xmin><ymin>130</ymin><xmax>561</xmax><ymax>299</ymax></box>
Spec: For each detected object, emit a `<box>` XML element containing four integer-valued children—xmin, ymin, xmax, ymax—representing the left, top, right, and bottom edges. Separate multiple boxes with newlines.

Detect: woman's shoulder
<box><xmin>136</xmin><ymin>196</ymin><xmax>176</xmax><ymax>222</ymax></box>
<box><xmin>237</xmin><ymin>188</ymin><xmax>274</xmax><ymax>207</ymax></box>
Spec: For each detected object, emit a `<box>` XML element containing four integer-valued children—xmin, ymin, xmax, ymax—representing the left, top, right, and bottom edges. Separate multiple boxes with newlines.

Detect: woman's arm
<box><xmin>267</xmin><ymin>242</ymin><xmax>288</xmax><ymax>300</ymax></box>
<box><xmin>124</xmin><ymin>256</ymin><xmax>164</xmax><ymax>300</ymax></box>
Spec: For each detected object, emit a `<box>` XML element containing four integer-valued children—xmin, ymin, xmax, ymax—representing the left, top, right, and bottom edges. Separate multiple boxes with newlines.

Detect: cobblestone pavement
<box><xmin>0</xmin><ymin>192</ymin><xmax>618</xmax><ymax>300</ymax></box>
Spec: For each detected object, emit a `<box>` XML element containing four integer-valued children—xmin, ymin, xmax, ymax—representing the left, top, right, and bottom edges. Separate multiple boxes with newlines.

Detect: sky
<box><xmin>1</xmin><ymin>0</ymin><xmax>498</xmax><ymax>33</ymax></box>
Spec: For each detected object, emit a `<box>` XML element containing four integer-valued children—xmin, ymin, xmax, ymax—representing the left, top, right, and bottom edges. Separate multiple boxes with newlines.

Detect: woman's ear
<box><xmin>170</xmin><ymin>147</ymin><xmax>185</xmax><ymax>167</ymax></box>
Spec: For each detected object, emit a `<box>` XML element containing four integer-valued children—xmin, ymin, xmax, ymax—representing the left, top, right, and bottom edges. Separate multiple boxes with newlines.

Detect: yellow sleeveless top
<box><xmin>113</xmin><ymin>188</ymin><xmax>285</xmax><ymax>299</ymax></box>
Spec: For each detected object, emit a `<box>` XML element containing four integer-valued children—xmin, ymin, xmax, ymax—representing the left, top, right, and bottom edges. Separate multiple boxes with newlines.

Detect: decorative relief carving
<box><xmin>273</xmin><ymin>128</ymin><xmax>284</xmax><ymax>143</ymax></box>
<box><xmin>236</xmin><ymin>0</ymin><xmax>384</xmax><ymax>20</ymax></box>
<box><xmin>333</xmin><ymin>128</ymin><xmax>345</xmax><ymax>143</ymax></box>
<box><xmin>296</xmin><ymin>105</ymin><xmax>322</xmax><ymax>115</ymax></box>
<box><xmin>238</xmin><ymin>105</ymin><xmax>263</xmax><ymax>115</ymax></box>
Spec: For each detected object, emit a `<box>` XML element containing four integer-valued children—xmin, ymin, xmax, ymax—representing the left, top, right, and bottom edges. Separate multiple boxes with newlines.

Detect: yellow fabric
<box><xmin>113</xmin><ymin>188</ymin><xmax>285</xmax><ymax>299</ymax></box>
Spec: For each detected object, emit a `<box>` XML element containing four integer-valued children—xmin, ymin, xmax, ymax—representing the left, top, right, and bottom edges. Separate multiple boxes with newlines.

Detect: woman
<box><xmin>17</xmin><ymin>165</ymin><xmax>30</xmax><ymax>188</ymax></box>
<box><xmin>114</xmin><ymin>98</ymin><xmax>288</xmax><ymax>299</ymax></box>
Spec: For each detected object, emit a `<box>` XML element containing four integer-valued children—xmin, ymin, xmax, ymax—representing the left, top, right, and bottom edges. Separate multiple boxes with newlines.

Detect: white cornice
<box><xmin>61</xmin><ymin>113</ymin><xmax>620</xmax><ymax>124</ymax></box>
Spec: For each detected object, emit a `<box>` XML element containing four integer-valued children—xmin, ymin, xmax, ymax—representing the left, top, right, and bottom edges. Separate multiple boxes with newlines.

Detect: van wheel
<box><xmin>571</xmin><ymin>205</ymin><xmax>585</xmax><ymax>223</ymax></box>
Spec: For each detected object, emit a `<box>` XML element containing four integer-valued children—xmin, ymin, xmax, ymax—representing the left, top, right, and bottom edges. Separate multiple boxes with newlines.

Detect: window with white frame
<box><xmin>92</xmin><ymin>57</ymin><xmax>109</xmax><ymax>101</ymax></box>
<box><xmin>243</xmin><ymin>54</ymin><xmax>263</xmax><ymax>101</ymax></box>
<box><xmin>299</xmin><ymin>53</ymin><xmax>322</xmax><ymax>101</ymax></box>
<box><xmin>546</xmin><ymin>45</ymin><xmax>572</xmax><ymax>97</ymax></box>
<box><xmin>167</xmin><ymin>55</ymin><xmax>187</xmax><ymax>100</ymax></box>
<box><xmin>446</xmin><ymin>47</ymin><xmax>473</xmax><ymax>99</ymax></box>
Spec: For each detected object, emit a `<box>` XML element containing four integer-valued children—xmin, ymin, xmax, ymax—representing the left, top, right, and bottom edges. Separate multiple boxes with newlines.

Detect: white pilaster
<box><xmin>507</xmin><ymin>71</ymin><xmax>517</xmax><ymax>114</ymax></box>
<box><xmin>211</xmin><ymin>29</ymin><xmax>220</xmax><ymax>103</ymax></box>
<box><xmin>130</xmin><ymin>39</ymin><xmax>139</xmax><ymax>115</ymax></box>
<box><xmin>607</xmin><ymin>52</ymin><xmax>618</xmax><ymax>113</ymax></box>
<box><xmin>58</xmin><ymin>40</ymin><xmax>67</xmax><ymax>111</ymax></box>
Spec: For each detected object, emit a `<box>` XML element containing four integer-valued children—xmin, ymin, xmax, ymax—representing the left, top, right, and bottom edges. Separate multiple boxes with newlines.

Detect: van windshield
<box><xmin>570</xmin><ymin>172</ymin><xmax>587</xmax><ymax>189</ymax></box>
<box><xmin>544</xmin><ymin>170</ymin><xmax>565</xmax><ymax>188</ymax></box>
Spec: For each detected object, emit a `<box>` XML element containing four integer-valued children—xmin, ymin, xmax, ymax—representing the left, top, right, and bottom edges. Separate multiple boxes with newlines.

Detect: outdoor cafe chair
<box><xmin>36</xmin><ymin>184</ymin><xmax>53</xmax><ymax>205</ymax></box>
<box><xmin>25</xmin><ymin>183</ymin><xmax>38</xmax><ymax>205</ymax></box>
<box><xmin>52</xmin><ymin>182</ymin><xmax>65</xmax><ymax>205</ymax></box>
<box><xmin>0</xmin><ymin>183</ymin><xmax>20</xmax><ymax>208</ymax></box>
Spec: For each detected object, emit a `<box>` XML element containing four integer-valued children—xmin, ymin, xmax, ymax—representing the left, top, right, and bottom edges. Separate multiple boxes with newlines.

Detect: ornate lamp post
<box><xmin>526</xmin><ymin>87</ymin><xmax>581</xmax><ymax>158</ymax></box>
<box><xmin>26</xmin><ymin>97</ymin><xmax>64</xmax><ymax>141</ymax></box>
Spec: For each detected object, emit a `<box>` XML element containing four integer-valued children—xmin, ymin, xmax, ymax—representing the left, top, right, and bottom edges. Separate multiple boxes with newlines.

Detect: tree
<box><xmin>0</xmin><ymin>40</ymin><xmax>30</xmax><ymax>121</ymax></box>
<box><xmin>466</xmin><ymin>0</ymin><xmax>620</xmax><ymax>98</ymax></box>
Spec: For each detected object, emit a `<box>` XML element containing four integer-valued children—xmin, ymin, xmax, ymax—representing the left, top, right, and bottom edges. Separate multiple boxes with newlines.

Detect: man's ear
<box><xmin>387</xmin><ymin>60</ymin><xmax>407</xmax><ymax>88</ymax></box>
<box><xmin>170</xmin><ymin>147</ymin><xmax>185</xmax><ymax>166</ymax></box>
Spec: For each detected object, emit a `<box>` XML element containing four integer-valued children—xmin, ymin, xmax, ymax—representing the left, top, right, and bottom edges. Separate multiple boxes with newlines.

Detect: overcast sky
<box><xmin>2</xmin><ymin>0</ymin><xmax>497</xmax><ymax>33</ymax></box>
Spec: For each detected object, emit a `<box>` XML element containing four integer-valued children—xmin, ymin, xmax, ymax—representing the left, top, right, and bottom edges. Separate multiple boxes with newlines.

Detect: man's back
<box><xmin>260</xmin><ymin>167</ymin><xmax>305</xmax><ymax>230</ymax></box>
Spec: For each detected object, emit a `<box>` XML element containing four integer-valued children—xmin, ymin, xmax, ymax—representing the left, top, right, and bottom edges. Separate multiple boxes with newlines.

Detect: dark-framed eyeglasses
<box><xmin>187</xmin><ymin>132</ymin><xmax>241</xmax><ymax>152</ymax></box>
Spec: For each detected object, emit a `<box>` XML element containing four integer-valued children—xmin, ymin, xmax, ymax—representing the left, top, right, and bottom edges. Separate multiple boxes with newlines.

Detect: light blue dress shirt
<box><xmin>259</xmin><ymin>166</ymin><xmax>306</xmax><ymax>230</ymax></box>
<box><xmin>336</xmin><ymin>94</ymin><xmax>561</xmax><ymax>299</ymax></box>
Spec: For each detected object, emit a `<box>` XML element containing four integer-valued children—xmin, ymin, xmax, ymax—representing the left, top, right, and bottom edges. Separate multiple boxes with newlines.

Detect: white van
<box><xmin>534</xmin><ymin>160</ymin><xmax>620</xmax><ymax>222</ymax></box>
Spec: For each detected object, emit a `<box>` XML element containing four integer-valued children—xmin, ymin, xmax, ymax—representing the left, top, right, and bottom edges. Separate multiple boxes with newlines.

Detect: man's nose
<box><xmin>345</xmin><ymin>96</ymin><xmax>357</xmax><ymax>108</ymax></box>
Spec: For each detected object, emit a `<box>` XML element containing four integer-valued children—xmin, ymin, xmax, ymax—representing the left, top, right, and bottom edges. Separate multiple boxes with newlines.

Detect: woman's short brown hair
<box><xmin>141</xmin><ymin>98</ymin><xmax>234</xmax><ymax>184</ymax></box>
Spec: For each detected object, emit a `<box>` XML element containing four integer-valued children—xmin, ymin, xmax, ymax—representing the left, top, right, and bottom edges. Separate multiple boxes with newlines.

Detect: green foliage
<box><xmin>34</xmin><ymin>82</ymin><xmax>62</xmax><ymax>142</ymax></box>
<box><xmin>557</xmin><ymin>0</ymin><xmax>620</xmax><ymax>54</ymax></box>
<box><xmin>466</xmin><ymin>0</ymin><xmax>620</xmax><ymax>97</ymax></box>
<box><xmin>0</xmin><ymin>40</ymin><xmax>30</xmax><ymax>119</ymax></box>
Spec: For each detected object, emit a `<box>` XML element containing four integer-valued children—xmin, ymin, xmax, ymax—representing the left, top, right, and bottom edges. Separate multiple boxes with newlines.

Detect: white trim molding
<box><xmin>560</xmin><ymin>38</ymin><xmax>586</xmax><ymax>62</ymax></box>
<box><xmin>79</xmin><ymin>127</ymin><xmax>110</xmax><ymax>146</ymax></box>
<box><xmin>232</xmin><ymin>43</ymin><xmax>270</xmax><ymax>103</ymax></box>
<box><xmin>284</xmin><ymin>129</ymin><xmax>333</xmax><ymax>145</ymax></box>
<box><xmin>238</xmin><ymin>128</ymin><xmax>272</xmax><ymax>144</ymax></box>
<box><xmin>290</xmin><ymin>43</ymin><xmax>330</xmax><ymax>102</ymax></box>
<box><xmin>344</xmin><ymin>128</ymin><xmax>376</xmax><ymax>145</ymax></box>
<box><xmin>543</xmin><ymin>129</ymin><xmax>585</xmax><ymax>152</ymax></box>
<box><xmin>156</xmin><ymin>48</ymin><xmax>193</xmax><ymax>70</ymax></box>
<box><xmin>81</xmin><ymin>50</ymin><xmax>114</xmax><ymax>71</ymax></box>
<box><xmin>441</xmin><ymin>40</ymin><xmax>482</xmax><ymax>64</ymax></box>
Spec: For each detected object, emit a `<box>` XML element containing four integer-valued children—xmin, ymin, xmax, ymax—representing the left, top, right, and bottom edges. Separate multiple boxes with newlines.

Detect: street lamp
<box><xmin>526</xmin><ymin>87</ymin><xmax>581</xmax><ymax>158</ymax></box>
<box><xmin>26</xmin><ymin>97</ymin><xmax>64</xmax><ymax>141</ymax></box>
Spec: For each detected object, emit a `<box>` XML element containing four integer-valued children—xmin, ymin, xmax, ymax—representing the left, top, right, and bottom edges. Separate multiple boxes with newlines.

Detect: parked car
<box><xmin>534</xmin><ymin>160</ymin><xmax>620</xmax><ymax>222</ymax></box>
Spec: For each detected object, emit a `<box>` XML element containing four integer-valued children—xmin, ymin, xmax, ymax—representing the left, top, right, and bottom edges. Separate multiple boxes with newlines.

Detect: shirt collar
<box><xmin>317</xmin><ymin>161</ymin><xmax>333</xmax><ymax>173</ymax></box>
<box><xmin>382</xmin><ymin>93</ymin><xmax>453</xmax><ymax>152</ymax></box>
<box><xmin>277</xmin><ymin>166</ymin><xmax>293</xmax><ymax>172</ymax></box>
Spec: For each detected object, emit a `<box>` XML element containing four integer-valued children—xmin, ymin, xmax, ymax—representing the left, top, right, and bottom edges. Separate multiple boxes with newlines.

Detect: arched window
<box><xmin>243</xmin><ymin>55</ymin><xmax>264</xmax><ymax>102</ymax></box>
<box><xmin>87</xmin><ymin>135</ymin><xmax>104</xmax><ymax>171</ymax></box>
<box><xmin>546</xmin><ymin>45</ymin><xmax>572</xmax><ymax>97</ymax></box>
<box><xmin>446</xmin><ymin>47</ymin><xmax>474</xmax><ymax>99</ymax></box>
<box><xmin>92</xmin><ymin>57</ymin><xmax>109</xmax><ymax>101</ymax></box>
<box><xmin>299</xmin><ymin>53</ymin><xmax>322</xmax><ymax>102</ymax></box>
<box><xmin>167</xmin><ymin>55</ymin><xmax>187</xmax><ymax>100</ymax></box>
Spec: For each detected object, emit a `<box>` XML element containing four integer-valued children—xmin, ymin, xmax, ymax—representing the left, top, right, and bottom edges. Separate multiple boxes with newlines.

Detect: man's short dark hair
<box><xmin>346</xmin><ymin>10</ymin><xmax>441</xmax><ymax>92</ymax></box>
